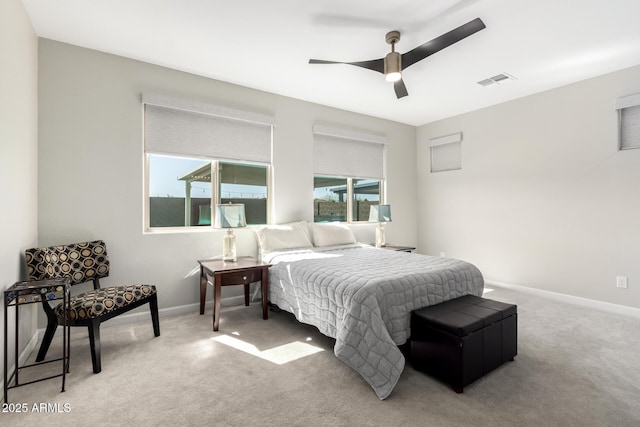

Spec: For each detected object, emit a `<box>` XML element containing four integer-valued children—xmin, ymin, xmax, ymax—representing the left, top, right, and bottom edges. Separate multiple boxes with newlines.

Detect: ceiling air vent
<box><xmin>477</xmin><ymin>73</ymin><xmax>516</xmax><ymax>87</ymax></box>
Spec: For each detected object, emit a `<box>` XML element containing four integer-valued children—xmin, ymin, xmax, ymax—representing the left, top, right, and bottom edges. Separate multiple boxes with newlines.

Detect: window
<box><xmin>148</xmin><ymin>155</ymin><xmax>211</xmax><ymax>228</ymax></box>
<box><xmin>616</xmin><ymin>93</ymin><xmax>640</xmax><ymax>150</ymax></box>
<box><xmin>147</xmin><ymin>155</ymin><xmax>268</xmax><ymax>229</ymax></box>
<box><xmin>143</xmin><ymin>94</ymin><xmax>273</xmax><ymax>231</ymax></box>
<box><xmin>314</xmin><ymin>176</ymin><xmax>347</xmax><ymax>222</ymax></box>
<box><xmin>219</xmin><ymin>162</ymin><xmax>268</xmax><ymax>225</ymax></box>
<box><xmin>352</xmin><ymin>179</ymin><xmax>380</xmax><ymax>222</ymax></box>
<box><xmin>430</xmin><ymin>133</ymin><xmax>462</xmax><ymax>173</ymax></box>
<box><xmin>312</xmin><ymin>125</ymin><xmax>386</xmax><ymax>223</ymax></box>
<box><xmin>313</xmin><ymin>177</ymin><xmax>382</xmax><ymax>223</ymax></box>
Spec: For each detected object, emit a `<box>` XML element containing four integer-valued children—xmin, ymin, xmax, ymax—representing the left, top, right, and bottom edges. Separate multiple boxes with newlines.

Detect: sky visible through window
<box><xmin>149</xmin><ymin>155</ymin><xmax>266</xmax><ymax>199</ymax></box>
<box><xmin>150</xmin><ymin>155</ymin><xmax>377</xmax><ymax>201</ymax></box>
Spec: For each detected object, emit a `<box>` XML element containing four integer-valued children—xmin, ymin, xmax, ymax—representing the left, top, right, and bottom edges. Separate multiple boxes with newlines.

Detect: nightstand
<box><xmin>197</xmin><ymin>257</ymin><xmax>272</xmax><ymax>331</ymax></box>
<box><xmin>380</xmin><ymin>245</ymin><xmax>416</xmax><ymax>253</ymax></box>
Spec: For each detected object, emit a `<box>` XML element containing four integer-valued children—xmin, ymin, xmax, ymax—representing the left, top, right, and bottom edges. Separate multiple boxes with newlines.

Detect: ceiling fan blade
<box><xmin>394</xmin><ymin>79</ymin><xmax>408</xmax><ymax>99</ymax></box>
<box><xmin>401</xmin><ymin>17</ymin><xmax>486</xmax><ymax>70</ymax></box>
<box><xmin>309</xmin><ymin>58</ymin><xmax>384</xmax><ymax>73</ymax></box>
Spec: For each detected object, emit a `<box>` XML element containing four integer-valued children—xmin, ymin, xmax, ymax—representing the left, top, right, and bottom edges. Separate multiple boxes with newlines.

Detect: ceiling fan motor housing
<box><xmin>384</xmin><ymin>51</ymin><xmax>402</xmax><ymax>81</ymax></box>
<box><xmin>384</xmin><ymin>30</ymin><xmax>402</xmax><ymax>81</ymax></box>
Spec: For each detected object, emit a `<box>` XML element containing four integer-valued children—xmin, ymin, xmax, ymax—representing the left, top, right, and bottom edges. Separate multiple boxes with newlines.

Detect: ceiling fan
<box><xmin>309</xmin><ymin>18</ymin><xmax>486</xmax><ymax>99</ymax></box>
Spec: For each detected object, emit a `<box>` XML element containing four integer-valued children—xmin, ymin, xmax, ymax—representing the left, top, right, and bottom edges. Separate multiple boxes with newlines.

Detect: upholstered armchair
<box><xmin>25</xmin><ymin>240</ymin><xmax>160</xmax><ymax>373</ymax></box>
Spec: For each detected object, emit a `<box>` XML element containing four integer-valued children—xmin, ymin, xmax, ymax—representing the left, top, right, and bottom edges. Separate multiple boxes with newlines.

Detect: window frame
<box><xmin>618</xmin><ymin>104</ymin><xmax>640</xmax><ymax>151</ymax></box>
<box><xmin>616</xmin><ymin>93</ymin><xmax>640</xmax><ymax>151</ymax></box>
<box><xmin>429</xmin><ymin>132</ymin><xmax>463</xmax><ymax>173</ymax></box>
<box><xmin>143</xmin><ymin>152</ymin><xmax>272</xmax><ymax>233</ymax></box>
<box><xmin>142</xmin><ymin>93</ymin><xmax>275</xmax><ymax>233</ymax></box>
<box><xmin>313</xmin><ymin>175</ymin><xmax>385</xmax><ymax>224</ymax></box>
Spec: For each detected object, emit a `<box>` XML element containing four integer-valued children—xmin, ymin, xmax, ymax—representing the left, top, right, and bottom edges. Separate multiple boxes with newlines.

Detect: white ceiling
<box><xmin>22</xmin><ymin>0</ymin><xmax>640</xmax><ymax>126</ymax></box>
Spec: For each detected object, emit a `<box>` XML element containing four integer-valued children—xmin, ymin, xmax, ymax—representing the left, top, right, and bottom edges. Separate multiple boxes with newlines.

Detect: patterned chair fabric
<box><xmin>26</xmin><ymin>240</ymin><xmax>111</xmax><ymax>286</ymax></box>
<box><xmin>25</xmin><ymin>240</ymin><xmax>160</xmax><ymax>373</ymax></box>
<box><xmin>55</xmin><ymin>284</ymin><xmax>157</xmax><ymax>320</ymax></box>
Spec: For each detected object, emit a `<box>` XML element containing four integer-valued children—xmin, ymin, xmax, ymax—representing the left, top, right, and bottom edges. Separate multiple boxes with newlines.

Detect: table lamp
<box><xmin>215</xmin><ymin>203</ymin><xmax>247</xmax><ymax>262</ymax></box>
<box><xmin>369</xmin><ymin>204</ymin><xmax>392</xmax><ymax>247</ymax></box>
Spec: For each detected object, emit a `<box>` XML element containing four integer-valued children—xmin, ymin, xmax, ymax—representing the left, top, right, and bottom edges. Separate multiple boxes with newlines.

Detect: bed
<box><xmin>255</xmin><ymin>221</ymin><xmax>484</xmax><ymax>400</ymax></box>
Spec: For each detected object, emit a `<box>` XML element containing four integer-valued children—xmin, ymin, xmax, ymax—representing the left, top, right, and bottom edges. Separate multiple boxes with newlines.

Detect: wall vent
<box><xmin>477</xmin><ymin>73</ymin><xmax>516</xmax><ymax>87</ymax></box>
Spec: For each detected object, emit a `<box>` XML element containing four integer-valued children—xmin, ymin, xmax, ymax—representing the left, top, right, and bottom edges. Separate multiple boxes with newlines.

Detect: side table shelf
<box><xmin>3</xmin><ymin>278</ymin><xmax>71</xmax><ymax>403</ymax></box>
<box><xmin>380</xmin><ymin>244</ymin><xmax>416</xmax><ymax>253</ymax></box>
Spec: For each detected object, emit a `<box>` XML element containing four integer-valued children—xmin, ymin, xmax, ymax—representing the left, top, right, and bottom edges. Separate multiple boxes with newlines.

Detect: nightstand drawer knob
<box><xmin>243</xmin><ymin>276</ymin><xmax>247</xmax><ymax>281</ymax></box>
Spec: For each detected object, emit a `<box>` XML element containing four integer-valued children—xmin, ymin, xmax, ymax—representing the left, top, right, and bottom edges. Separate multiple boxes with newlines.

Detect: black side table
<box><xmin>3</xmin><ymin>278</ymin><xmax>70</xmax><ymax>403</ymax></box>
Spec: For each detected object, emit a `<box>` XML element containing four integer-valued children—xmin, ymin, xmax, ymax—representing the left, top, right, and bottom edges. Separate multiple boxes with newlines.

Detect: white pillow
<box><xmin>310</xmin><ymin>223</ymin><xmax>357</xmax><ymax>247</ymax></box>
<box><xmin>255</xmin><ymin>221</ymin><xmax>313</xmax><ymax>254</ymax></box>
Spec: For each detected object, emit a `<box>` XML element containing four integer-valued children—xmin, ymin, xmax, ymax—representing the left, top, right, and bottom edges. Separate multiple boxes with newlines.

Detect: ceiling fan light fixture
<box><xmin>384</xmin><ymin>51</ymin><xmax>402</xmax><ymax>82</ymax></box>
<box><xmin>385</xmin><ymin>71</ymin><xmax>402</xmax><ymax>82</ymax></box>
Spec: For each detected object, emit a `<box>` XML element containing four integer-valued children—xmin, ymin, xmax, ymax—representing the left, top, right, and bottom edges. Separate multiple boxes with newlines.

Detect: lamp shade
<box><xmin>214</xmin><ymin>204</ymin><xmax>247</xmax><ymax>228</ymax></box>
<box><xmin>369</xmin><ymin>204</ymin><xmax>392</xmax><ymax>222</ymax></box>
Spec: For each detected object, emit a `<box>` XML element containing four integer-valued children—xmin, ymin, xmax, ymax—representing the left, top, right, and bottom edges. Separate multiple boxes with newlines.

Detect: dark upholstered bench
<box><xmin>410</xmin><ymin>295</ymin><xmax>517</xmax><ymax>393</ymax></box>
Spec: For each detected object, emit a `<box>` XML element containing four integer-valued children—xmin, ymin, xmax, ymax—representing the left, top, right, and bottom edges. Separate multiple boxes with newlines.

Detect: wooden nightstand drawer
<box><xmin>219</xmin><ymin>268</ymin><xmax>263</xmax><ymax>285</ymax></box>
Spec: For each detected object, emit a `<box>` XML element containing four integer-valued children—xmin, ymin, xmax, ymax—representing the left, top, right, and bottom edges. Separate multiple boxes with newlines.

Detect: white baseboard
<box><xmin>21</xmin><ymin>332</ymin><xmax>40</xmax><ymax>365</ymax></box>
<box><xmin>486</xmin><ymin>279</ymin><xmax>640</xmax><ymax>319</ymax></box>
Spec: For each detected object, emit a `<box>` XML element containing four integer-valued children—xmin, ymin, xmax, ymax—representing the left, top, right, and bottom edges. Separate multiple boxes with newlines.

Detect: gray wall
<box><xmin>0</xmin><ymin>0</ymin><xmax>39</xmax><ymax>376</ymax></box>
<box><xmin>37</xmin><ymin>39</ymin><xmax>417</xmax><ymax>310</ymax></box>
<box><xmin>417</xmin><ymin>65</ymin><xmax>640</xmax><ymax>309</ymax></box>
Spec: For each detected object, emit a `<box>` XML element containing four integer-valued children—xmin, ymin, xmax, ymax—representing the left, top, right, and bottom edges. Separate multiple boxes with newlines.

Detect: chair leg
<box><xmin>35</xmin><ymin>301</ymin><xmax>59</xmax><ymax>362</ymax></box>
<box><xmin>149</xmin><ymin>294</ymin><xmax>160</xmax><ymax>337</ymax></box>
<box><xmin>87</xmin><ymin>320</ymin><xmax>102</xmax><ymax>374</ymax></box>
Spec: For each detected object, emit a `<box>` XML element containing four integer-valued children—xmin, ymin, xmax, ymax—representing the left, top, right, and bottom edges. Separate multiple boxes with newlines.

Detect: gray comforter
<box><xmin>265</xmin><ymin>244</ymin><xmax>484</xmax><ymax>399</ymax></box>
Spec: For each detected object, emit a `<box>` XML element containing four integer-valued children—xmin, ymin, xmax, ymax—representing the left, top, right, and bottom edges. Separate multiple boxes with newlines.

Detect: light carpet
<box><xmin>2</xmin><ymin>287</ymin><xmax>640</xmax><ymax>426</ymax></box>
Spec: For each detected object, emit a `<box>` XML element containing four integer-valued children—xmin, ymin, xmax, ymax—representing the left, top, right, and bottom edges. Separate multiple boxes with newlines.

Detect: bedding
<box><xmin>309</xmin><ymin>222</ymin><xmax>357</xmax><ymax>247</ymax></box>
<box><xmin>254</xmin><ymin>221</ymin><xmax>314</xmax><ymax>256</ymax></box>
<box><xmin>264</xmin><ymin>243</ymin><xmax>484</xmax><ymax>400</ymax></box>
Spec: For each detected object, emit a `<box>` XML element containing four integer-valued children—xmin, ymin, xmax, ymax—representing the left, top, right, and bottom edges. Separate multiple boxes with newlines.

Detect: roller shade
<box><xmin>616</xmin><ymin>94</ymin><xmax>640</xmax><ymax>150</ymax></box>
<box><xmin>313</xmin><ymin>125</ymin><xmax>386</xmax><ymax>179</ymax></box>
<box><xmin>143</xmin><ymin>93</ymin><xmax>273</xmax><ymax>163</ymax></box>
<box><xmin>620</xmin><ymin>106</ymin><xmax>640</xmax><ymax>150</ymax></box>
<box><xmin>430</xmin><ymin>133</ymin><xmax>462</xmax><ymax>173</ymax></box>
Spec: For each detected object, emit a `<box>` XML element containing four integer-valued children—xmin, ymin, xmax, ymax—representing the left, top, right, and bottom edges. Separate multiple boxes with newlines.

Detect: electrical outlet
<box><xmin>616</xmin><ymin>276</ymin><xmax>628</xmax><ymax>289</ymax></box>
<box><xmin>440</xmin><ymin>252</ymin><xmax>446</xmax><ymax>258</ymax></box>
